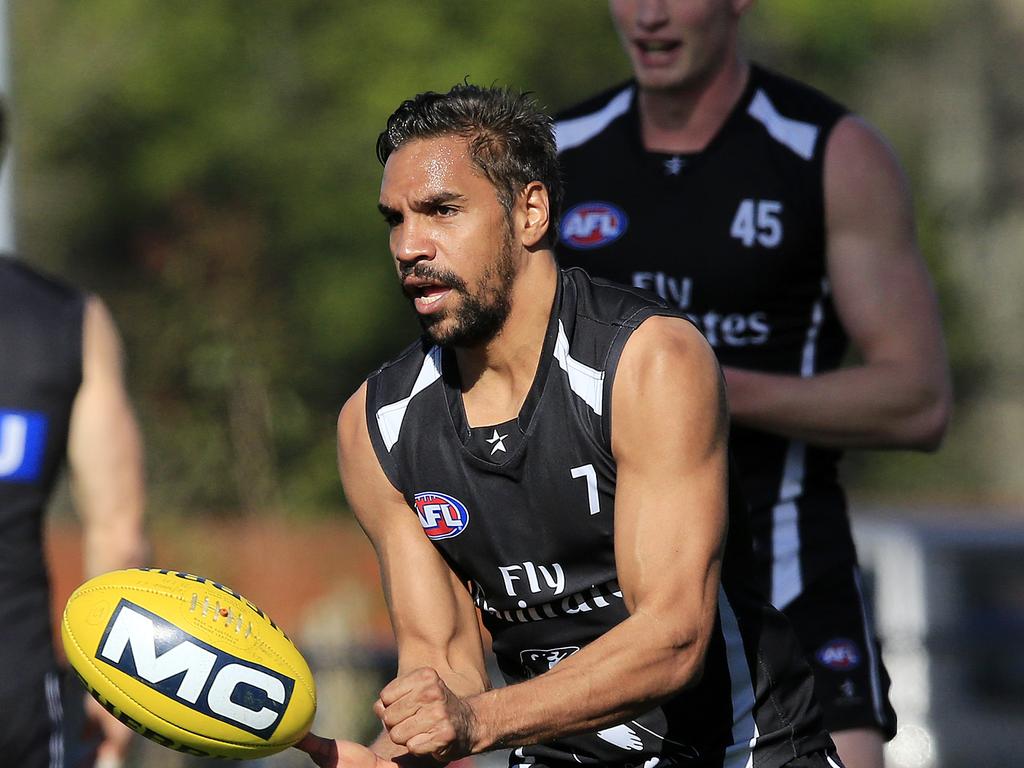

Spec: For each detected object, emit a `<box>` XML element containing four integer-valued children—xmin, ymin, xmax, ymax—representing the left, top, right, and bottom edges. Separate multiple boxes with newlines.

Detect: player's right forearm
<box><xmin>465</xmin><ymin>607</ymin><xmax>709</xmax><ymax>753</ymax></box>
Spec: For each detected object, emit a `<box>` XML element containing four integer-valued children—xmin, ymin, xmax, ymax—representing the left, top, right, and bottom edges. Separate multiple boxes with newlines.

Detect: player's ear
<box><xmin>519</xmin><ymin>181</ymin><xmax>550</xmax><ymax>248</ymax></box>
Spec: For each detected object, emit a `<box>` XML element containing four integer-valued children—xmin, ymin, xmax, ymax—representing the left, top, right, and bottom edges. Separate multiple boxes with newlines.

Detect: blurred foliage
<box><xmin>12</xmin><ymin>1</ymin><xmax>628</xmax><ymax>516</ymax></box>
<box><xmin>10</xmin><ymin>1</ymin><xmax>979</xmax><ymax>515</ymax></box>
<box><xmin>748</xmin><ymin>0</ymin><xmax>948</xmax><ymax>81</ymax></box>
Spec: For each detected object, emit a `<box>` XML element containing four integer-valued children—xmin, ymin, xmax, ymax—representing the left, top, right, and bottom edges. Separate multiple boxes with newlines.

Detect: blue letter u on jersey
<box><xmin>0</xmin><ymin>410</ymin><xmax>48</xmax><ymax>482</ymax></box>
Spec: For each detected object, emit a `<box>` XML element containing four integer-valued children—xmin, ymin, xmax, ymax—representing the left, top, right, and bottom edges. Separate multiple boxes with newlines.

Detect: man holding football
<box><xmin>299</xmin><ymin>84</ymin><xmax>842</xmax><ymax>768</ymax></box>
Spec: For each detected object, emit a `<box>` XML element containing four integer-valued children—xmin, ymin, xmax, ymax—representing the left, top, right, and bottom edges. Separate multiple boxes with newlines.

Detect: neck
<box><xmin>455</xmin><ymin>251</ymin><xmax>558</xmax><ymax>427</ymax></box>
<box><xmin>638</xmin><ymin>55</ymin><xmax>750</xmax><ymax>154</ymax></box>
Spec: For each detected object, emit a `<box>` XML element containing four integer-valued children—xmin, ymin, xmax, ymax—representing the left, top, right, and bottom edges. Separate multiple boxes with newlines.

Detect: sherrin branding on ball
<box><xmin>61</xmin><ymin>568</ymin><xmax>316</xmax><ymax>759</ymax></box>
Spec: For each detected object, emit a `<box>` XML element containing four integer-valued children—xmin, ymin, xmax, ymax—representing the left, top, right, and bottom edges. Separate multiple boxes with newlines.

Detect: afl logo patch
<box><xmin>560</xmin><ymin>201</ymin><xmax>628</xmax><ymax>250</ymax></box>
<box><xmin>816</xmin><ymin>638</ymin><xmax>862</xmax><ymax>671</ymax></box>
<box><xmin>414</xmin><ymin>492</ymin><xmax>469</xmax><ymax>540</ymax></box>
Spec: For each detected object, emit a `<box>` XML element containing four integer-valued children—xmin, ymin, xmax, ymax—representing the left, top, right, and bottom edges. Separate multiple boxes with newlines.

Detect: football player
<box><xmin>298</xmin><ymin>83</ymin><xmax>842</xmax><ymax>768</ymax></box>
<box><xmin>553</xmin><ymin>3</ymin><xmax>952</xmax><ymax>766</ymax></box>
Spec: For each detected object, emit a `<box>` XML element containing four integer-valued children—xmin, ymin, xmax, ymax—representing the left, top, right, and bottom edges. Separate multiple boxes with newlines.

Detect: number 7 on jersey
<box><xmin>570</xmin><ymin>464</ymin><xmax>601</xmax><ymax>515</ymax></box>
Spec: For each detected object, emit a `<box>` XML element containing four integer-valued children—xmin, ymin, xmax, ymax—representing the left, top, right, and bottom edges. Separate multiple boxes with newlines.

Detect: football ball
<box><xmin>61</xmin><ymin>567</ymin><xmax>316</xmax><ymax>759</ymax></box>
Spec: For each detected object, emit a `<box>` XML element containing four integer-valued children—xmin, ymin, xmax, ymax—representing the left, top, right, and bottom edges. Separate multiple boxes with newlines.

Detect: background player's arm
<box><xmin>374</xmin><ymin>317</ymin><xmax>729</xmax><ymax>758</ymax></box>
<box><xmin>68</xmin><ymin>296</ymin><xmax>147</xmax><ymax>577</ymax></box>
<box><xmin>67</xmin><ymin>296</ymin><xmax>148</xmax><ymax>766</ymax></box>
<box><xmin>337</xmin><ymin>384</ymin><xmax>490</xmax><ymax>759</ymax></box>
<box><xmin>722</xmin><ymin>115</ymin><xmax>952</xmax><ymax>449</ymax></box>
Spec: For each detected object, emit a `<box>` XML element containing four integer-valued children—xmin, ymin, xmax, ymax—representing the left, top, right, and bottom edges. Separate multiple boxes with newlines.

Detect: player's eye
<box><xmin>436</xmin><ymin>204</ymin><xmax>458</xmax><ymax>217</ymax></box>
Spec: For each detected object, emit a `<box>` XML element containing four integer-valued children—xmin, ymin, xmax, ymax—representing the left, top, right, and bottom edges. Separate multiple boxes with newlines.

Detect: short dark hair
<box><xmin>376</xmin><ymin>84</ymin><xmax>563</xmax><ymax>244</ymax></box>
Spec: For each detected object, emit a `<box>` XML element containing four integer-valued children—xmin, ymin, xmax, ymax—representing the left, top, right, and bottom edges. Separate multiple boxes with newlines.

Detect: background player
<box><xmin>0</xmin><ymin>104</ymin><xmax>147</xmax><ymax>767</ymax></box>
<box><xmin>298</xmin><ymin>84</ymin><xmax>841</xmax><ymax>768</ymax></box>
<box><xmin>553</xmin><ymin>2</ymin><xmax>953</xmax><ymax>767</ymax></box>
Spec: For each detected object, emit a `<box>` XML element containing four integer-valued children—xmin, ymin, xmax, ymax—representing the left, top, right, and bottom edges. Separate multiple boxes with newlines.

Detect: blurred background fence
<box><xmin>6</xmin><ymin>1</ymin><xmax>1023</xmax><ymax>767</ymax></box>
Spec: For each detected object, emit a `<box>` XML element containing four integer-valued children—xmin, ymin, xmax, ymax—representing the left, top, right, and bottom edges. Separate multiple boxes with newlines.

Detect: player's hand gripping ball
<box><xmin>61</xmin><ymin>568</ymin><xmax>316</xmax><ymax>759</ymax></box>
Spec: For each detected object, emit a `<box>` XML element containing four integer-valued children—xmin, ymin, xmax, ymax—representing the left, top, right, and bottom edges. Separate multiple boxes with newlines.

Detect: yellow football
<box><xmin>61</xmin><ymin>568</ymin><xmax>316</xmax><ymax>759</ymax></box>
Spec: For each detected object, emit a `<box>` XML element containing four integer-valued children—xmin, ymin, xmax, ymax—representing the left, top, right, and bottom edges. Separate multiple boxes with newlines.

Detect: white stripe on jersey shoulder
<box><xmin>747</xmin><ymin>88</ymin><xmax>820</xmax><ymax>161</ymax></box>
<box><xmin>555</xmin><ymin>86</ymin><xmax>634</xmax><ymax>153</ymax></box>
<box><xmin>718</xmin><ymin>587</ymin><xmax>759</xmax><ymax>768</ymax></box>
<box><xmin>553</xmin><ymin>320</ymin><xmax>605</xmax><ymax>415</ymax></box>
<box><xmin>375</xmin><ymin>345</ymin><xmax>443</xmax><ymax>452</ymax></box>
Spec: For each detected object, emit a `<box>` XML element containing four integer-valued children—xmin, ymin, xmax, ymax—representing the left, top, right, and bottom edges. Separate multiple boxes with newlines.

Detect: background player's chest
<box><xmin>558</xmin><ymin>149</ymin><xmax>823</xmax><ymax>318</ymax></box>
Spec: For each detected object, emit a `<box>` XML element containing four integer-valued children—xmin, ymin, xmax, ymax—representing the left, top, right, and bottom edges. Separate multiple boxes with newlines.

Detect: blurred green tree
<box><xmin>12</xmin><ymin>0</ymin><xmax>980</xmax><ymax>515</ymax></box>
<box><xmin>11</xmin><ymin>1</ymin><xmax>628</xmax><ymax>516</ymax></box>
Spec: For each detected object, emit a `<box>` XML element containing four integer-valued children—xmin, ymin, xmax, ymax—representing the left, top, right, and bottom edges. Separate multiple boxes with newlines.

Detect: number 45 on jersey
<box><xmin>731</xmin><ymin>199</ymin><xmax>783</xmax><ymax>248</ymax></box>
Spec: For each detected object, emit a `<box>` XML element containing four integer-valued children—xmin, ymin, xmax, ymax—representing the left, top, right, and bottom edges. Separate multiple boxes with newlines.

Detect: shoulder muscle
<box><xmin>611</xmin><ymin>316</ymin><xmax>727</xmax><ymax>468</ymax></box>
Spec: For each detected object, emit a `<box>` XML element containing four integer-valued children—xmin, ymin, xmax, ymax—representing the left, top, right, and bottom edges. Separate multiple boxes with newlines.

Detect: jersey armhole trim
<box><xmin>364</xmin><ymin>375</ymin><xmax>407</xmax><ymax>496</ymax></box>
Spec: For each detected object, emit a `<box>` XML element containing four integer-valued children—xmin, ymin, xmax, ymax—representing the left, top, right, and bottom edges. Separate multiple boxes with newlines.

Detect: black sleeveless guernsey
<box><xmin>0</xmin><ymin>258</ymin><xmax>84</xmax><ymax>689</ymax></box>
<box><xmin>554</xmin><ymin>65</ymin><xmax>850</xmax><ymax>610</ymax></box>
<box><xmin>365</xmin><ymin>269</ymin><xmax>831</xmax><ymax>768</ymax></box>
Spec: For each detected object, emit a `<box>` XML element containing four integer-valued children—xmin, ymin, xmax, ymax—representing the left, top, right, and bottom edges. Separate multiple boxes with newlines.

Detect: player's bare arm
<box><xmin>67</xmin><ymin>296</ymin><xmax>149</xmax><ymax>765</ymax></box>
<box><xmin>338</xmin><ymin>384</ymin><xmax>489</xmax><ymax>697</ymax></box>
<box><xmin>68</xmin><ymin>296</ymin><xmax>147</xmax><ymax>577</ymax></box>
<box><xmin>295</xmin><ymin>384</ymin><xmax>491</xmax><ymax>766</ymax></box>
<box><xmin>299</xmin><ymin>384</ymin><xmax>490</xmax><ymax>767</ymax></box>
<box><xmin>372</xmin><ymin>317</ymin><xmax>729</xmax><ymax>760</ymax></box>
<box><xmin>722</xmin><ymin>115</ymin><xmax>952</xmax><ymax>449</ymax></box>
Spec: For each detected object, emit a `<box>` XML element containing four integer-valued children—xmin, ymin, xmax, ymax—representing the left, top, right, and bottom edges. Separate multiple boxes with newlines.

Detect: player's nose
<box><xmin>635</xmin><ymin>0</ymin><xmax>670</xmax><ymax>29</ymax></box>
<box><xmin>393</xmin><ymin>219</ymin><xmax>436</xmax><ymax>268</ymax></box>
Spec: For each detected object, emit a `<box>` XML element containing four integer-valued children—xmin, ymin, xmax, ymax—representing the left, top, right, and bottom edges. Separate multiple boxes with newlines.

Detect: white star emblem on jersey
<box><xmin>486</xmin><ymin>429</ymin><xmax>508</xmax><ymax>455</ymax></box>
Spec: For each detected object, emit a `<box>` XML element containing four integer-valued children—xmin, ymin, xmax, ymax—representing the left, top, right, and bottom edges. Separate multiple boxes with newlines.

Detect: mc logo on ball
<box><xmin>96</xmin><ymin>600</ymin><xmax>295</xmax><ymax>738</ymax></box>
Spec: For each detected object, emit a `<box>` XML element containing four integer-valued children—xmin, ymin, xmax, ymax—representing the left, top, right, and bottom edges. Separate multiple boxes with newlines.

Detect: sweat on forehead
<box><xmin>392</xmin><ymin>134</ymin><xmax>474</xmax><ymax>172</ymax></box>
<box><xmin>380</xmin><ymin>135</ymin><xmax>489</xmax><ymax>201</ymax></box>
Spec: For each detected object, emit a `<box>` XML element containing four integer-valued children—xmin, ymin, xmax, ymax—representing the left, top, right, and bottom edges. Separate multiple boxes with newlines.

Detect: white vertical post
<box><xmin>0</xmin><ymin>0</ymin><xmax>15</xmax><ymax>255</ymax></box>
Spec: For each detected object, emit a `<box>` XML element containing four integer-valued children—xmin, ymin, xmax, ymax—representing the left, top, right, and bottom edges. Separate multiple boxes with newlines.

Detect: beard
<box><xmin>404</xmin><ymin>229</ymin><xmax>518</xmax><ymax>348</ymax></box>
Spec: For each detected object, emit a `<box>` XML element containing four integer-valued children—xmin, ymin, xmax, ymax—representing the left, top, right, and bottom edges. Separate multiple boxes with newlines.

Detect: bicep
<box><xmin>67</xmin><ymin>297</ymin><xmax>146</xmax><ymax>573</ymax></box>
<box><xmin>610</xmin><ymin>318</ymin><xmax>728</xmax><ymax>634</ymax></box>
<box><xmin>337</xmin><ymin>389</ymin><xmax>487</xmax><ymax>693</ymax></box>
<box><xmin>825</xmin><ymin>116</ymin><xmax>947</xmax><ymax>370</ymax></box>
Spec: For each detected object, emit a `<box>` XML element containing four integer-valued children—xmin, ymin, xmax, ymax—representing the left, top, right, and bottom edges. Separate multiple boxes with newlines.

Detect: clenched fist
<box><xmin>375</xmin><ymin>668</ymin><xmax>479</xmax><ymax>762</ymax></box>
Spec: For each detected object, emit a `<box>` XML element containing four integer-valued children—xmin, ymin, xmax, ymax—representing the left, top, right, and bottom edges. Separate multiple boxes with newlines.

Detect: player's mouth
<box><xmin>404</xmin><ymin>279</ymin><xmax>455</xmax><ymax>314</ymax></box>
<box><xmin>415</xmin><ymin>286</ymin><xmax>452</xmax><ymax>312</ymax></box>
<box><xmin>634</xmin><ymin>39</ymin><xmax>681</xmax><ymax>64</ymax></box>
